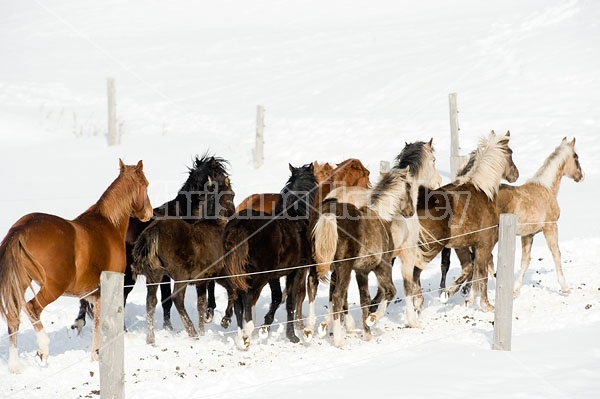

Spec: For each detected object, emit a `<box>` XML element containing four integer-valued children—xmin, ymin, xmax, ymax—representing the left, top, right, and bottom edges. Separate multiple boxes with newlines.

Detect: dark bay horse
<box><xmin>0</xmin><ymin>160</ymin><xmax>153</xmax><ymax>373</ymax></box>
<box><xmin>224</xmin><ymin>163</ymin><xmax>317</xmax><ymax>349</ymax></box>
<box><xmin>411</xmin><ymin>131</ymin><xmax>519</xmax><ymax>326</ymax></box>
<box><xmin>440</xmin><ymin>137</ymin><xmax>583</xmax><ymax>297</ymax></box>
<box><xmin>72</xmin><ymin>154</ymin><xmax>235</xmax><ymax>332</ymax></box>
<box><xmin>132</xmin><ymin>171</ymin><xmax>235</xmax><ymax>344</ymax></box>
<box><xmin>310</xmin><ymin>166</ymin><xmax>414</xmax><ymax>347</ymax></box>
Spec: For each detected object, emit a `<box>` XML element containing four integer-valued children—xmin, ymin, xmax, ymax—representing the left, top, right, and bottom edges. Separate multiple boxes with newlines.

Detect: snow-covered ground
<box><xmin>1</xmin><ymin>0</ymin><xmax>599</xmax><ymax>397</ymax></box>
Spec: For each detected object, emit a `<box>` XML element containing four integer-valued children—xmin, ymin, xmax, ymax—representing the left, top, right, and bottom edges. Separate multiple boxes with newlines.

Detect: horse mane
<box><xmin>528</xmin><ymin>140</ymin><xmax>572</xmax><ymax>189</ymax></box>
<box><xmin>276</xmin><ymin>163</ymin><xmax>318</xmax><ymax>217</ymax></box>
<box><xmin>455</xmin><ymin>132</ymin><xmax>511</xmax><ymax>200</ymax></box>
<box><xmin>96</xmin><ymin>165</ymin><xmax>147</xmax><ymax>227</ymax></box>
<box><xmin>367</xmin><ymin>168</ymin><xmax>411</xmax><ymax>221</ymax></box>
<box><xmin>394</xmin><ymin>141</ymin><xmax>428</xmax><ymax>176</ymax></box>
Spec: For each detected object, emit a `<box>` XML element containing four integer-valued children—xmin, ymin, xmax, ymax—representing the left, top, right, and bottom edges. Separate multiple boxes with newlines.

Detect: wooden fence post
<box><xmin>448</xmin><ymin>92</ymin><xmax>461</xmax><ymax>179</ymax></box>
<box><xmin>493</xmin><ymin>213</ymin><xmax>517</xmax><ymax>351</ymax></box>
<box><xmin>254</xmin><ymin>105</ymin><xmax>265</xmax><ymax>168</ymax></box>
<box><xmin>107</xmin><ymin>78</ymin><xmax>118</xmax><ymax>146</ymax></box>
<box><xmin>100</xmin><ymin>271</ymin><xmax>124</xmax><ymax>399</ymax></box>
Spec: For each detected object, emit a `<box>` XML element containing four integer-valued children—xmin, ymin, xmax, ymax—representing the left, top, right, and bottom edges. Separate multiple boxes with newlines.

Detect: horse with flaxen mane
<box><xmin>303</xmin><ymin>140</ymin><xmax>442</xmax><ymax>341</ymax></box>
<box><xmin>410</xmin><ymin>131</ymin><xmax>518</xmax><ymax>327</ymax></box>
<box><xmin>439</xmin><ymin>137</ymin><xmax>583</xmax><ymax>297</ymax></box>
<box><xmin>0</xmin><ymin>160</ymin><xmax>153</xmax><ymax>373</ymax></box>
<box><xmin>72</xmin><ymin>154</ymin><xmax>235</xmax><ymax>332</ymax></box>
<box><xmin>132</xmin><ymin>165</ymin><xmax>235</xmax><ymax>344</ymax></box>
<box><xmin>235</xmin><ymin>158</ymin><xmax>371</xmax><ymax>214</ymax></box>
<box><xmin>223</xmin><ymin>163</ymin><xmax>318</xmax><ymax>349</ymax></box>
<box><xmin>310</xmin><ymin>165</ymin><xmax>413</xmax><ymax>347</ymax></box>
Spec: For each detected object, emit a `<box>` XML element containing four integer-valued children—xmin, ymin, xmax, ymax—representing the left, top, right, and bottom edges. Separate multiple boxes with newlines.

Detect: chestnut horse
<box><xmin>235</xmin><ymin>158</ymin><xmax>370</xmax><ymax>214</ymax></box>
<box><xmin>411</xmin><ymin>132</ymin><xmax>518</xmax><ymax>326</ymax></box>
<box><xmin>0</xmin><ymin>160</ymin><xmax>153</xmax><ymax>373</ymax></box>
<box><xmin>440</xmin><ymin>137</ymin><xmax>584</xmax><ymax>297</ymax></box>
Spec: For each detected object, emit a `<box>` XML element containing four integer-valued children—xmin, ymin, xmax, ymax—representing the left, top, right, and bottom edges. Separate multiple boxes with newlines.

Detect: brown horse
<box><xmin>310</xmin><ymin>166</ymin><xmax>414</xmax><ymax>347</ymax></box>
<box><xmin>0</xmin><ymin>160</ymin><xmax>152</xmax><ymax>373</ymax></box>
<box><xmin>412</xmin><ymin>132</ymin><xmax>519</xmax><ymax>326</ymax></box>
<box><xmin>235</xmin><ymin>158</ymin><xmax>371</xmax><ymax>214</ymax></box>
<box><xmin>441</xmin><ymin>138</ymin><xmax>584</xmax><ymax>297</ymax></box>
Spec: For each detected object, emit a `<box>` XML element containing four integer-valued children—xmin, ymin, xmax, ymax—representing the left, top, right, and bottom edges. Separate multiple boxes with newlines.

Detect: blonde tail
<box><xmin>312</xmin><ymin>213</ymin><xmax>338</xmax><ymax>282</ymax></box>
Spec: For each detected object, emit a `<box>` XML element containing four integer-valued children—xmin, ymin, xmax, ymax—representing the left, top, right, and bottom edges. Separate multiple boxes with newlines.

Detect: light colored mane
<box><xmin>367</xmin><ymin>168</ymin><xmax>410</xmax><ymax>222</ymax></box>
<box><xmin>528</xmin><ymin>140</ymin><xmax>571</xmax><ymax>189</ymax></box>
<box><xmin>456</xmin><ymin>133</ymin><xmax>510</xmax><ymax>200</ymax></box>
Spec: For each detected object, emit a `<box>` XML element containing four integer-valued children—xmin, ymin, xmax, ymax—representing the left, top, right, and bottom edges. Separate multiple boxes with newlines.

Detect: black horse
<box><xmin>223</xmin><ymin>163</ymin><xmax>317</xmax><ymax>349</ymax></box>
<box><xmin>71</xmin><ymin>154</ymin><xmax>235</xmax><ymax>332</ymax></box>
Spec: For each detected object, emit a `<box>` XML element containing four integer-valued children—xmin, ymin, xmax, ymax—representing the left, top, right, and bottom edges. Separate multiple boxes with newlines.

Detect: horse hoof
<box><xmin>204</xmin><ymin>309</ymin><xmax>214</xmax><ymax>324</ymax></box>
<box><xmin>480</xmin><ymin>302</ymin><xmax>495</xmax><ymax>312</ymax></box>
<box><xmin>163</xmin><ymin>320</ymin><xmax>173</xmax><ymax>331</ymax></box>
<box><xmin>36</xmin><ymin>351</ymin><xmax>48</xmax><ymax>368</ymax></box>
<box><xmin>513</xmin><ymin>289</ymin><xmax>520</xmax><ymax>299</ymax></box>
<box><xmin>440</xmin><ymin>291</ymin><xmax>450</xmax><ymax>304</ymax></box>
<box><xmin>71</xmin><ymin>319</ymin><xmax>85</xmax><ymax>335</ymax></box>
<box><xmin>560</xmin><ymin>288</ymin><xmax>571</xmax><ymax>295</ymax></box>
<box><xmin>366</xmin><ymin>313</ymin><xmax>377</xmax><ymax>327</ymax></box>
<box><xmin>303</xmin><ymin>329</ymin><xmax>313</xmax><ymax>343</ymax></box>
<box><xmin>259</xmin><ymin>326</ymin><xmax>269</xmax><ymax>339</ymax></box>
<box><xmin>318</xmin><ymin>322</ymin><xmax>328</xmax><ymax>338</ymax></box>
<box><xmin>220</xmin><ymin>317</ymin><xmax>231</xmax><ymax>329</ymax></box>
<box><xmin>288</xmin><ymin>335</ymin><xmax>300</xmax><ymax>344</ymax></box>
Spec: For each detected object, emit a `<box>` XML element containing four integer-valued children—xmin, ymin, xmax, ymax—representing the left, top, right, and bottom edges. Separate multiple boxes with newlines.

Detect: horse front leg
<box><xmin>440</xmin><ymin>247</ymin><xmax>451</xmax><ymax>289</ymax></box>
<box><xmin>71</xmin><ymin>299</ymin><xmax>90</xmax><ymax>334</ymax></box>
<box><xmin>399</xmin><ymin>249</ymin><xmax>422</xmax><ymax>327</ymax></box>
<box><xmin>294</xmin><ymin>268</ymin><xmax>308</xmax><ymax>329</ymax></box>
<box><xmin>172</xmin><ymin>282</ymin><xmax>198</xmax><ymax>338</ymax></box>
<box><xmin>354</xmin><ymin>271</ymin><xmax>373</xmax><ymax>341</ymax></box>
<box><xmin>218</xmin><ymin>279</ymin><xmax>235</xmax><ymax>329</ymax></box>
<box><xmin>260</xmin><ymin>278</ymin><xmax>282</xmax><ymax>339</ymax></box>
<box><xmin>205</xmin><ymin>280</ymin><xmax>216</xmax><ymax>323</ymax></box>
<box><xmin>285</xmin><ymin>270</ymin><xmax>301</xmax><ymax>343</ymax></box>
<box><xmin>303</xmin><ymin>266</ymin><xmax>319</xmax><ymax>342</ymax></box>
<box><xmin>473</xmin><ymin>248</ymin><xmax>494</xmax><ymax>312</ymax></box>
<box><xmin>543</xmin><ymin>224</ymin><xmax>570</xmax><ymax>294</ymax></box>
<box><xmin>195</xmin><ymin>282</ymin><xmax>208</xmax><ymax>335</ymax></box>
<box><xmin>442</xmin><ymin>247</ymin><xmax>473</xmax><ymax>303</ymax></box>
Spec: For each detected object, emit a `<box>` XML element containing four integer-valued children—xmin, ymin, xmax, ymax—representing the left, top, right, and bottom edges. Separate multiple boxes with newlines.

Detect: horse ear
<box><xmin>289</xmin><ymin>163</ymin><xmax>294</xmax><ymax>173</ymax></box>
<box><xmin>569</xmin><ymin>137</ymin><xmax>576</xmax><ymax>147</ymax></box>
<box><xmin>427</xmin><ymin>137</ymin><xmax>433</xmax><ymax>147</ymax></box>
<box><xmin>119</xmin><ymin>158</ymin><xmax>126</xmax><ymax>172</ymax></box>
<box><xmin>505</xmin><ymin>130</ymin><xmax>510</xmax><ymax>137</ymax></box>
<box><xmin>490</xmin><ymin>130</ymin><xmax>496</xmax><ymax>136</ymax></box>
<box><xmin>562</xmin><ymin>136</ymin><xmax>568</xmax><ymax>143</ymax></box>
<box><xmin>309</xmin><ymin>163</ymin><xmax>315</xmax><ymax>172</ymax></box>
<box><xmin>136</xmin><ymin>160</ymin><xmax>144</xmax><ymax>171</ymax></box>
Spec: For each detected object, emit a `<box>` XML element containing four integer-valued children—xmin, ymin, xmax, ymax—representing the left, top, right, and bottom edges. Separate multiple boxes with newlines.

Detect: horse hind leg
<box><xmin>543</xmin><ymin>225</ymin><xmax>570</xmax><ymax>294</ymax></box>
<box><xmin>284</xmin><ymin>271</ymin><xmax>301</xmax><ymax>343</ymax></box>
<box><xmin>260</xmin><ymin>278</ymin><xmax>282</xmax><ymax>339</ymax></box>
<box><xmin>172</xmin><ymin>282</ymin><xmax>198</xmax><ymax>339</ymax></box>
<box><xmin>145</xmin><ymin>282</ymin><xmax>159</xmax><ymax>345</ymax></box>
<box><xmin>24</xmin><ymin>285</ymin><xmax>61</xmax><ymax>367</ymax></box>
<box><xmin>303</xmin><ymin>267</ymin><xmax>319</xmax><ymax>342</ymax></box>
<box><xmin>71</xmin><ymin>299</ymin><xmax>90</xmax><ymax>334</ymax></box>
<box><xmin>159</xmin><ymin>275</ymin><xmax>173</xmax><ymax>330</ymax></box>
<box><xmin>205</xmin><ymin>280</ymin><xmax>216</xmax><ymax>324</ymax></box>
<box><xmin>513</xmin><ymin>235</ymin><xmax>534</xmax><ymax>297</ymax></box>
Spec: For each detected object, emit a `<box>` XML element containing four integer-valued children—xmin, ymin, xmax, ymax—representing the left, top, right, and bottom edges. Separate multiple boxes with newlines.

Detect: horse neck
<box><xmin>84</xmin><ymin>179</ymin><xmax>134</xmax><ymax>236</ymax></box>
<box><xmin>530</xmin><ymin>153</ymin><xmax>568</xmax><ymax>196</ymax></box>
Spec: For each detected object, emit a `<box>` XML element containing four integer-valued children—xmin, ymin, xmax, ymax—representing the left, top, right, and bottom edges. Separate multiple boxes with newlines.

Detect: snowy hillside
<box><xmin>1</xmin><ymin>1</ymin><xmax>599</xmax><ymax>397</ymax></box>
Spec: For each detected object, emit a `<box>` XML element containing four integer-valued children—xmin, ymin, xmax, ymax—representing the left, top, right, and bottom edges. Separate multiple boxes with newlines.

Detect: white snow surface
<box><xmin>1</xmin><ymin>0</ymin><xmax>599</xmax><ymax>397</ymax></box>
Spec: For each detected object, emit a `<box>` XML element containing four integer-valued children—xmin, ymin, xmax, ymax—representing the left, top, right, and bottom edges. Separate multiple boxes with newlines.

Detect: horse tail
<box><xmin>312</xmin><ymin>212</ymin><xmax>338</xmax><ymax>282</ymax></box>
<box><xmin>223</xmin><ymin>226</ymin><xmax>250</xmax><ymax>292</ymax></box>
<box><xmin>417</xmin><ymin>222</ymin><xmax>441</xmax><ymax>262</ymax></box>
<box><xmin>131</xmin><ymin>225</ymin><xmax>162</xmax><ymax>277</ymax></box>
<box><xmin>0</xmin><ymin>232</ymin><xmax>40</xmax><ymax>326</ymax></box>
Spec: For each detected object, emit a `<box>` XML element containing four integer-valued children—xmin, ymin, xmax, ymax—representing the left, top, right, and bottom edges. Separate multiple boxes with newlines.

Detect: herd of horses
<box><xmin>0</xmin><ymin>132</ymin><xmax>584</xmax><ymax>373</ymax></box>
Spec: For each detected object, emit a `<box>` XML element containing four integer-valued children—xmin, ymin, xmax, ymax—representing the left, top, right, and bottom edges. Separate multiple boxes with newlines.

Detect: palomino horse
<box><xmin>412</xmin><ymin>132</ymin><xmax>519</xmax><ymax>325</ymax></box>
<box><xmin>235</xmin><ymin>158</ymin><xmax>370</xmax><ymax>214</ymax></box>
<box><xmin>72</xmin><ymin>154</ymin><xmax>235</xmax><ymax>332</ymax></box>
<box><xmin>224</xmin><ymin>163</ymin><xmax>317</xmax><ymax>349</ymax></box>
<box><xmin>0</xmin><ymin>160</ymin><xmax>153</xmax><ymax>373</ymax></box>
<box><xmin>440</xmin><ymin>137</ymin><xmax>584</xmax><ymax>297</ymax></box>
<box><xmin>310</xmin><ymin>166</ymin><xmax>413</xmax><ymax>347</ymax></box>
<box><xmin>304</xmin><ymin>140</ymin><xmax>442</xmax><ymax>340</ymax></box>
<box><xmin>132</xmin><ymin>170</ymin><xmax>236</xmax><ymax>344</ymax></box>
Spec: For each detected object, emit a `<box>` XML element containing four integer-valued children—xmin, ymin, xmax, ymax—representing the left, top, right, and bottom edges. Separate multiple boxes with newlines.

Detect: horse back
<box><xmin>498</xmin><ymin>183</ymin><xmax>558</xmax><ymax>236</ymax></box>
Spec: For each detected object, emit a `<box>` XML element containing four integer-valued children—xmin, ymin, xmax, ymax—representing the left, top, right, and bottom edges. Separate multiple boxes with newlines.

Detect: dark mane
<box><xmin>456</xmin><ymin>149</ymin><xmax>477</xmax><ymax>179</ymax></box>
<box><xmin>156</xmin><ymin>152</ymin><xmax>234</xmax><ymax>219</ymax></box>
<box><xmin>275</xmin><ymin>163</ymin><xmax>318</xmax><ymax>217</ymax></box>
<box><xmin>394</xmin><ymin>141</ymin><xmax>426</xmax><ymax>175</ymax></box>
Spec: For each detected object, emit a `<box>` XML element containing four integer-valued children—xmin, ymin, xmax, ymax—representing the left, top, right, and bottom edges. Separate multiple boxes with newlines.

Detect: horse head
<box><xmin>277</xmin><ymin>163</ymin><xmax>318</xmax><ymax>217</ymax></box>
<box><xmin>395</xmin><ymin>139</ymin><xmax>442</xmax><ymax>189</ymax></box>
<box><xmin>120</xmin><ymin>159</ymin><xmax>153</xmax><ymax>222</ymax></box>
<box><xmin>313</xmin><ymin>160</ymin><xmax>335</xmax><ymax>183</ymax></box>
<box><xmin>563</xmin><ymin>137</ymin><xmax>584</xmax><ymax>182</ymax></box>
<box><xmin>499</xmin><ymin>131</ymin><xmax>519</xmax><ymax>183</ymax></box>
<box><xmin>335</xmin><ymin>159</ymin><xmax>371</xmax><ymax>188</ymax></box>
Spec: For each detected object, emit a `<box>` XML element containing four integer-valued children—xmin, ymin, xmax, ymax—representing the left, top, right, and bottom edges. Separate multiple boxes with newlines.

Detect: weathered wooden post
<box><xmin>107</xmin><ymin>78</ymin><xmax>118</xmax><ymax>146</ymax></box>
<box><xmin>448</xmin><ymin>92</ymin><xmax>467</xmax><ymax>179</ymax></box>
<box><xmin>380</xmin><ymin>160</ymin><xmax>391</xmax><ymax>180</ymax></box>
<box><xmin>493</xmin><ymin>213</ymin><xmax>517</xmax><ymax>351</ymax></box>
<box><xmin>100</xmin><ymin>271</ymin><xmax>124</xmax><ymax>399</ymax></box>
<box><xmin>254</xmin><ymin>105</ymin><xmax>265</xmax><ymax>168</ymax></box>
